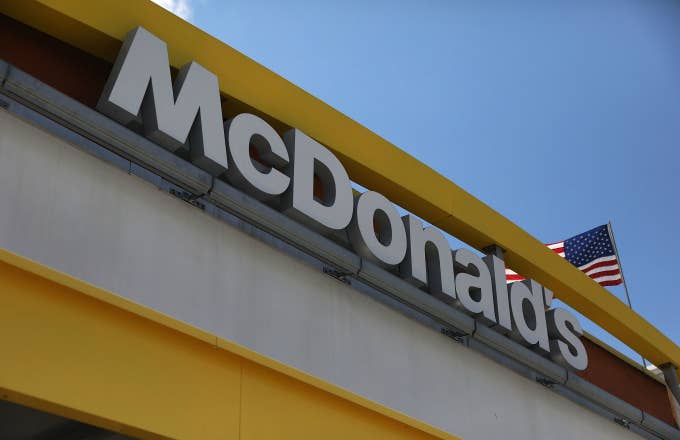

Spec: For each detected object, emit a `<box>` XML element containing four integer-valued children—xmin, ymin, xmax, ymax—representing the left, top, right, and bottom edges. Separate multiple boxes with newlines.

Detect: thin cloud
<box><xmin>150</xmin><ymin>0</ymin><xmax>193</xmax><ymax>21</ymax></box>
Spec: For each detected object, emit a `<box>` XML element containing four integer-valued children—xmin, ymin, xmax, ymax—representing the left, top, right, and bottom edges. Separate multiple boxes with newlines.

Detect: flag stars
<box><xmin>565</xmin><ymin>225</ymin><xmax>616</xmax><ymax>266</ymax></box>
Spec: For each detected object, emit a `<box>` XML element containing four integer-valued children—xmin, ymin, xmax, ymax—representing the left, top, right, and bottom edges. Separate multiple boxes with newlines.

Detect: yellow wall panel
<box><xmin>0</xmin><ymin>250</ymin><xmax>459</xmax><ymax>440</ymax></box>
<box><xmin>241</xmin><ymin>361</ymin><xmax>438</xmax><ymax>440</ymax></box>
<box><xmin>0</xmin><ymin>261</ymin><xmax>242</xmax><ymax>439</ymax></box>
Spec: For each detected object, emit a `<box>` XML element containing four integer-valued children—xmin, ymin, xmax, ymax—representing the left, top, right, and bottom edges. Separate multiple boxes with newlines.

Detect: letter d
<box><xmin>282</xmin><ymin>129</ymin><xmax>353</xmax><ymax>232</ymax></box>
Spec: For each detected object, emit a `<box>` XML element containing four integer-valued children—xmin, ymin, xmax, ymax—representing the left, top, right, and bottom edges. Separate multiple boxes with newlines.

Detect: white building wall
<box><xmin>0</xmin><ymin>110</ymin><xmax>640</xmax><ymax>440</ymax></box>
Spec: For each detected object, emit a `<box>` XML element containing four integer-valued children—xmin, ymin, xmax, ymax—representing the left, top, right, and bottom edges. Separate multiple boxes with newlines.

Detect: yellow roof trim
<box><xmin>1</xmin><ymin>0</ymin><xmax>678</xmax><ymax>377</ymax></box>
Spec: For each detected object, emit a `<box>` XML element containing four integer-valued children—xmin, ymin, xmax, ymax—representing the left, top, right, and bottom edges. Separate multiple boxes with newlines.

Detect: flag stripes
<box><xmin>504</xmin><ymin>225</ymin><xmax>623</xmax><ymax>287</ymax></box>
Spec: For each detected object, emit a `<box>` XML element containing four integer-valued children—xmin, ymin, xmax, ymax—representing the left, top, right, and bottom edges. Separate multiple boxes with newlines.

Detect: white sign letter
<box><xmin>453</xmin><ymin>249</ymin><xmax>496</xmax><ymax>322</ymax></box>
<box><xmin>282</xmin><ymin>129</ymin><xmax>353</xmax><ymax>232</ymax></box>
<box><xmin>509</xmin><ymin>280</ymin><xmax>550</xmax><ymax>353</ymax></box>
<box><xmin>400</xmin><ymin>216</ymin><xmax>455</xmax><ymax>301</ymax></box>
<box><xmin>547</xmin><ymin>308</ymin><xmax>588</xmax><ymax>371</ymax></box>
<box><xmin>225</xmin><ymin>113</ymin><xmax>290</xmax><ymax>200</ymax></box>
<box><xmin>98</xmin><ymin>27</ymin><xmax>228</xmax><ymax>175</ymax></box>
<box><xmin>349</xmin><ymin>191</ymin><xmax>407</xmax><ymax>266</ymax></box>
<box><xmin>483</xmin><ymin>254</ymin><xmax>512</xmax><ymax>333</ymax></box>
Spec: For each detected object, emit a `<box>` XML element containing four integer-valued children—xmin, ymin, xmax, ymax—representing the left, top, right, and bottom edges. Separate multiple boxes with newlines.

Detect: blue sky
<box><xmin>155</xmin><ymin>0</ymin><xmax>680</xmax><ymax>363</ymax></box>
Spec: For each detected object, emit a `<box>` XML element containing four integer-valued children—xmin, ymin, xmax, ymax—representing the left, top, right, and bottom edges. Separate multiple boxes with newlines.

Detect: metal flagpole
<box><xmin>606</xmin><ymin>220</ymin><xmax>647</xmax><ymax>367</ymax></box>
<box><xmin>607</xmin><ymin>221</ymin><xmax>633</xmax><ymax>309</ymax></box>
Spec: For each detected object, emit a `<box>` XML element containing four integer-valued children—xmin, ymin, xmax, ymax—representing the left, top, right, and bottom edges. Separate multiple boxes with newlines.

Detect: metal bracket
<box><xmin>323</xmin><ymin>267</ymin><xmax>352</xmax><ymax>285</ymax></box>
<box><xmin>169</xmin><ymin>188</ymin><xmax>206</xmax><ymax>210</ymax></box>
<box><xmin>441</xmin><ymin>328</ymin><xmax>468</xmax><ymax>344</ymax></box>
<box><xmin>614</xmin><ymin>417</ymin><xmax>631</xmax><ymax>429</ymax></box>
<box><xmin>536</xmin><ymin>377</ymin><xmax>558</xmax><ymax>389</ymax></box>
<box><xmin>482</xmin><ymin>244</ymin><xmax>505</xmax><ymax>259</ymax></box>
<box><xmin>660</xmin><ymin>363</ymin><xmax>680</xmax><ymax>407</ymax></box>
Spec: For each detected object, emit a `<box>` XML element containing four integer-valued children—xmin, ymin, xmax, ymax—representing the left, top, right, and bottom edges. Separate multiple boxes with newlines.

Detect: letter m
<box><xmin>97</xmin><ymin>26</ymin><xmax>227</xmax><ymax>175</ymax></box>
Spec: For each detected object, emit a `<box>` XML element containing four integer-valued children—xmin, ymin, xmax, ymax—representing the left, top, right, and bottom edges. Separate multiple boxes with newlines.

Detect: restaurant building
<box><xmin>0</xmin><ymin>1</ymin><xmax>679</xmax><ymax>439</ymax></box>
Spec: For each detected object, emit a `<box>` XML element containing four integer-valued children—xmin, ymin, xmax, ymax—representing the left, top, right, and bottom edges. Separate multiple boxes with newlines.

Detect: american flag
<box><xmin>505</xmin><ymin>224</ymin><xmax>623</xmax><ymax>287</ymax></box>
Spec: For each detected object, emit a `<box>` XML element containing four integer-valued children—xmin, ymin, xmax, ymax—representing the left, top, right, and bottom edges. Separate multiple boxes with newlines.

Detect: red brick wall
<box><xmin>578</xmin><ymin>337</ymin><xmax>675</xmax><ymax>426</ymax></box>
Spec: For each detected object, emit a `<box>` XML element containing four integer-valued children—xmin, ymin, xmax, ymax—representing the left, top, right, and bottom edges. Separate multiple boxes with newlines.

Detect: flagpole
<box><xmin>607</xmin><ymin>221</ymin><xmax>633</xmax><ymax>309</ymax></box>
<box><xmin>607</xmin><ymin>220</ymin><xmax>647</xmax><ymax>367</ymax></box>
